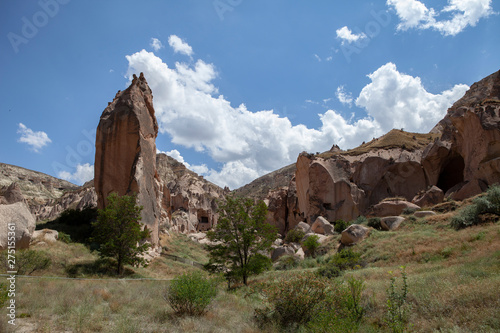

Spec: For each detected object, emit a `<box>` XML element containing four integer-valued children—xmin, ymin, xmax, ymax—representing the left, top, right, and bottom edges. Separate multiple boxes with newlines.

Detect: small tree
<box><xmin>92</xmin><ymin>193</ymin><xmax>151</xmax><ymax>275</ymax></box>
<box><xmin>206</xmin><ymin>195</ymin><xmax>277</xmax><ymax>286</ymax></box>
<box><xmin>302</xmin><ymin>234</ymin><xmax>320</xmax><ymax>257</ymax></box>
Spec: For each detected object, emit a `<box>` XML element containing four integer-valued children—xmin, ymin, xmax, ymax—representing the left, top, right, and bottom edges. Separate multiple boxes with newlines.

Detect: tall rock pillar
<box><xmin>95</xmin><ymin>73</ymin><xmax>161</xmax><ymax>246</ymax></box>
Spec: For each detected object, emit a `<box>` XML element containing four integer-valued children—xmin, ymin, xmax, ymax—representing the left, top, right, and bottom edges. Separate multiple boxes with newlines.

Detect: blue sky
<box><xmin>0</xmin><ymin>0</ymin><xmax>498</xmax><ymax>189</ymax></box>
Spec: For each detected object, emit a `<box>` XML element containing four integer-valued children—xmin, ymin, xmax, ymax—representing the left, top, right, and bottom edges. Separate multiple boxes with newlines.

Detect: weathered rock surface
<box><xmin>371</xmin><ymin>200</ymin><xmax>420</xmax><ymax>217</ymax></box>
<box><xmin>414</xmin><ymin>211</ymin><xmax>437</xmax><ymax>218</ymax></box>
<box><xmin>271</xmin><ymin>245</ymin><xmax>296</xmax><ymax>262</ymax></box>
<box><xmin>95</xmin><ymin>73</ymin><xmax>162</xmax><ymax>246</ymax></box>
<box><xmin>156</xmin><ymin>153</ymin><xmax>228</xmax><ymax>233</ymax></box>
<box><xmin>341</xmin><ymin>224</ymin><xmax>370</xmax><ymax>245</ymax></box>
<box><xmin>412</xmin><ymin>186</ymin><xmax>444</xmax><ymax>208</ymax></box>
<box><xmin>253</xmin><ymin>70</ymin><xmax>500</xmax><ymax>237</ymax></box>
<box><xmin>311</xmin><ymin>216</ymin><xmax>335</xmax><ymax>235</ymax></box>
<box><xmin>0</xmin><ymin>202</ymin><xmax>36</xmax><ymax>250</ymax></box>
<box><xmin>380</xmin><ymin>216</ymin><xmax>405</xmax><ymax>231</ymax></box>
<box><xmin>32</xmin><ymin>229</ymin><xmax>59</xmax><ymax>243</ymax></box>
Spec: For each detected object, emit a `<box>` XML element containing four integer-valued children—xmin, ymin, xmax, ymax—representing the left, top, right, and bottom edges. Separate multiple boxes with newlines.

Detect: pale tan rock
<box><xmin>340</xmin><ymin>224</ymin><xmax>370</xmax><ymax>245</ymax></box>
<box><xmin>380</xmin><ymin>216</ymin><xmax>405</xmax><ymax>231</ymax></box>
<box><xmin>271</xmin><ymin>245</ymin><xmax>295</xmax><ymax>262</ymax></box>
<box><xmin>371</xmin><ymin>200</ymin><xmax>420</xmax><ymax>217</ymax></box>
<box><xmin>32</xmin><ymin>229</ymin><xmax>59</xmax><ymax>243</ymax></box>
<box><xmin>311</xmin><ymin>216</ymin><xmax>335</xmax><ymax>235</ymax></box>
<box><xmin>414</xmin><ymin>211</ymin><xmax>437</xmax><ymax>218</ymax></box>
<box><xmin>0</xmin><ymin>202</ymin><xmax>36</xmax><ymax>250</ymax></box>
<box><xmin>294</xmin><ymin>221</ymin><xmax>312</xmax><ymax>234</ymax></box>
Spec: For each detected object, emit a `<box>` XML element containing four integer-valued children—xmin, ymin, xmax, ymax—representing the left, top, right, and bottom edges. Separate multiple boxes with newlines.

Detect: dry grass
<box><xmin>318</xmin><ymin>129</ymin><xmax>440</xmax><ymax>158</ymax></box>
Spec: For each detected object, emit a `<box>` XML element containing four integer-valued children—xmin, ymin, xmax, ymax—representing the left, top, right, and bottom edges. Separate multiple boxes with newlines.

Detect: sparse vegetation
<box><xmin>284</xmin><ymin>228</ymin><xmax>305</xmax><ymax>243</ymax></box>
<box><xmin>302</xmin><ymin>234</ymin><xmax>320</xmax><ymax>257</ymax></box>
<box><xmin>0</xmin><ymin>249</ymin><xmax>51</xmax><ymax>275</ymax></box>
<box><xmin>164</xmin><ymin>271</ymin><xmax>219</xmax><ymax>316</ymax></box>
<box><xmin>368</xmin><ymin>217</ymin><xmax>382</xmax><ymax>230</ymax></box>
<box><xmin>92</xmin><ymin>193</ymin><xmax>151</xmax><ymax>275</ymax></box>
<box><xmin>334</xmin><ymin>219</ymin><xmax>351</xmax><ymax>233</ymax></box>
<box><xmin>451</xmin><ymin>185</ymin><xmax>500</xmax><ymax>229</ymax></box>
<box><xmin>385</xmin><ymin>266</ymin><xmax>410</xmax><ymax>333</ymax></box>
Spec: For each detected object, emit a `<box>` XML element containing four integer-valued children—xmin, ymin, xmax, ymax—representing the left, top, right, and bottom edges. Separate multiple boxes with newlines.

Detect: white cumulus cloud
<box><xmin>336</xmin><ymin>86</ymin><xmax>353</xmax><ymax>107</ymax></box>
<box><xmin>387</xmin><ymin>0</ymin><xmax>493</xmax><ymax>36</ymax></box>
<box><xmin>150</xmin><ymin>38</ymin><xmax>164</xmax><ymax>52</ymax></box>
<box><xmin>58</xmin><ymin>163</ymin><xmax>94</xmax><ymax>185</ymax></box>
<box><xmin>356</xmin><ymin>62</ymin><xmax>469</xmax><ymax>132</ymax></box>
<box><xmin>336</xmin><ymin>26</ymin><xmax>367</xmax><ymax>44</ymax></box>
<box><xmin>17</xmin><ymin>123</ymin><xmax>51</xmax><ymax>152</ymax></box>
<box><xmin>168</xmin><ymin>35</ymin><xmax>193</xmax><ymax>56</ymax></box>
<box><xmin>126</xmin><ymin>49</ymin><xmax>468</xmax><ymax>189</ymax></box>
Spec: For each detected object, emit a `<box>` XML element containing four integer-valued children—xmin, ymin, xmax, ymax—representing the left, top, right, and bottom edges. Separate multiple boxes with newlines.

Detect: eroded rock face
<box><xmin>260</xmin><ymin>70</ymin><xmax>500</xmax><ymax>236</ymax></box>
<box><xmin>0</xmin><ymin>202</ymin><xmax>36</xmax><ymax>250</ymax></box>
<box><xmin>95</xmin><ymin>73</ymin><xmax>161</xmax><ymax>245</ymax></box>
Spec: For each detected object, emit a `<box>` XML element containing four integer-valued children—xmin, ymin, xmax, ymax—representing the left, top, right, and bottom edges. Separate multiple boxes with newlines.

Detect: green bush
<box><xmin>58</xmin><ymin>231</ymin><xmax>72</xmax><ymax>243</ymax></box>
<box><xmin>256</xmin><ymin>273</ymin><xmax>366</xmax><ymax>332</ymax></box>
<box><xmin>368</xmin><ymin>217</ymin><xmax>382</xmax><ymax>230</ymax></box>
<box><xmin>334</xmin><ymin>219</ymin><xmax>351</xmax><ymax>233</ymax></box>
<box><xmin>302</xmin><ymin>234</ymin><xmax>320</xmax><ymax>257</ymax></box>
<box><xmin>385</xmin><ymin>266</ymin><xmax>410</xmax><ymax>333</ymax></box>
<box><xmin>164</xmin><ymin>271</ymin><xmax>219</xmax><ymax>316</ymax></box>
<box><xmin>329</xmin><ymin>248</ymin><xmax>362</xmax><ymax>270</ymax></box>
<box><xmin>354</xmin><ymin>216</ymin><xmax>368</xmax><ymax>225</ymax></box>
<box><xmin>402</xmin><ymin>207</ymin><xmax>417</xmax><ymax>215</ymax></box>
<box><xmin>307</xmin><ymin>277</ymin><xmax>365</xmax><ymax>332</ymax></box>
<box><xmin>15</xmin><ymin>250</ymin><xmax>51</xmax><ymax>275</ymax></box>
<box><xmin>274</xmin><ymin>255</ymin><xmax>299</xmax><ymax>271</ymax></box>
<box><xmin>284</xmin><ymin>229</ymin><xmax>305</xmax><ymax>243</ymax></box>
<box><xmin>255</xmin><ymin>272</ymin><xmax>329</xmax><ymax>329</ymax></box>
<box><xmin>451</xmin><ymin>185</ymin><xmax>500</xmax><ymax>230</ymax></box>
<box><xmin>317</xmin><ymin>262</ymin><xmax>342</xmax><ymax>279</ymax></box>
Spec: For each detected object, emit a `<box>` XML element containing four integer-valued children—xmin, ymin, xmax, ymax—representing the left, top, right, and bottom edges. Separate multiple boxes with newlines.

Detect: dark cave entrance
<box><xmin>437</xmin><ymin>154</ymin><xmax>465</xmax><ymax>193</ymax></box>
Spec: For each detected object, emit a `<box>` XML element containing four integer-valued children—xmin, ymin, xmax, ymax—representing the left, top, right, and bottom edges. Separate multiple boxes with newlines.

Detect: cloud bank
<box><xmin>58</xmin><ymin>163</ymin><xmax>94</xmax><ymax>185</ymax></box>
<box><xmin>124</xmin><ymin>37</ymin><xmax>468</xmax><ymax>189</ymax></box>
<box><xmin>387</xmin><ymin>0</ymin><xmax>493</xmax><ymax>36</ymax></box>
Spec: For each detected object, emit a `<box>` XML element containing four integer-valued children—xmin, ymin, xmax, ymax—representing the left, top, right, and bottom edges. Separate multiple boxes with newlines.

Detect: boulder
<box><xmin>32</xmin><ymin>229</ymin><xmax>59</xmax><ymax>243</ymax></box>
<box><xmin>340</xmin><ymin>224</ymin><xmax>370</xmax><ymax>245</ymax></box>
<box><xmin>380</xmin><ymin>216</ymin><xmax>405</xmax><ymax>231</ymax></box>
<box><xmin>294</xmin><ymin>221</ymin><xmax>312</xmax><ymax>234</ymax></box>
<box><xmin>311</xmin><ymin>216</ymin><xmax>335</xmax><ymax>235</ymax></box>
<box><xmin>294</xmin><ymin>247</ymin><xmax>305</xmax><ymax>260</ymax></box>
<box><xmin>302</xmin><ymin>233</ymin><xmax>328</xmax><ymax>245</ymax></box>
<box><xmin>95</xmin><ymin>73</ymin><xmax>162</xmax><ymax>246</ymax></box>
<box><xmin>4</xmin><ymin>182</ymin><xmax>25</xmax><ymax>204</ymax></box>
<box><xmin>412</xmin><ymin>186</ymin><xmax>444</xmax><ymax>208</ymax></box>
<box><xmin>414</xmin><ymin>211</ymin><xmax>437</xmax><ymax>218</ymax></box>
<box><xmin>0</xmin><ymin>202</ymin><xmax>36</xmax><ymax>250</ymax></box>
<box><xmin>371</xmin><ymin>200</ymin><xmax>420</xmax><ymax>217</ymax></box>
<box><xmin>271</xmin><ymin>245</ymin><xmax>296</xmax><ymax>262</ymax></box>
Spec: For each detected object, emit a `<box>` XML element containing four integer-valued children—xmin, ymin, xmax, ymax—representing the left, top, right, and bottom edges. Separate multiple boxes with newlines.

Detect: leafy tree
<box><xmin>302</xmin><ymin>234</ymin><xmax>320</xmax><ymax>257</ymax></box>
<box><xmin>206</xmin><ymin>195</ymin><xmax>277</xmax><ymax>286</ymax></box>
<box><xmin>92</xmin><ymin>193</ymin><xmax>151</xmax><ymax>275</ymax></box>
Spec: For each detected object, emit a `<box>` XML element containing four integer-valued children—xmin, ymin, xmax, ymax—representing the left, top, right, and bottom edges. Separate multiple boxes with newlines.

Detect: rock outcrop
<box><xmin>260</xmin><ymin>69</ymin><xmax>500</xmax><ymax>235</ymax></box>
<box><xmin>95</xmin><ymin>73</ymin><xmax>162</xmax><ymax>246</ymax></box>
<box><xmin>0</xmin><ymin>202</ymin><xmax>36</xmax><ymax>250</ymax></box>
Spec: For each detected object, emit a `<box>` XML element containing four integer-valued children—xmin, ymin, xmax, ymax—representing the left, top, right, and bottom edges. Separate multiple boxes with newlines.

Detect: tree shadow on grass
<box><xmin>64</xmin><ymin>258</ymin><xmax>141</xmax><ymax>278</ymax></box>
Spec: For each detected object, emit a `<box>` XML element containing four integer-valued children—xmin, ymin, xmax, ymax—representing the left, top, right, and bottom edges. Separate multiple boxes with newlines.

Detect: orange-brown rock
<box><xmin>95</xmin><ymin>73</ymin><xmax>162</xmax><ymax>245</ymax></box>
<box><xmin>412</xmin><ymin>185</ymin><xmax>444</xmax><ymax>208</ymax></box>
<box><xmin>370</xmin><ymin>200</ymin><xmax>420</xmax><ymax>217</ymax></box>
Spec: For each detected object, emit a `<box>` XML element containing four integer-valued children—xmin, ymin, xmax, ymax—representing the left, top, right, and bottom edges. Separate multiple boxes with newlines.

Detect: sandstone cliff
<box><xmin>262</xmin><ymin>69</ymin><xmax>500</xmax><ymax>233</ymax></box>
<box><xmin>95</xmin><ymin>73</ymin><xmax>162</xmax><ymax>246</ymax></box>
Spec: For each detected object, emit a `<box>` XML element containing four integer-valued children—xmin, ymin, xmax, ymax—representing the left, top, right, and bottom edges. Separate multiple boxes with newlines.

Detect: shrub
<box><xmin>451</xmin><ymin>185</ymin><xmax>500</xmax><ymax>230</ymax></box>
<box><xmin>274</xmin><ymin>255</ymin><xmax>299</xmax><ymax>271</ymax></box>
<box><xmin>284</xmin><ymin>229</ymin><xmax>305</xmax><ymax>243</ymax></box>
<box><xmin>334</xmin><ymin>219</ymin><xmax>350</xmax><ymax>233</ymax></box>
<box><xmin>368</xmin><ymin>217</ymin><xmax>382</xmax><ymax>230</ymax></box>
<box><xmin>329</xmin><ymin>248</ymin><xmax>362</xmax><ymax>270</ymax></box>
<box><xmin>402</xmin><ymin>207</ymin><xmax>417</xmax><ymax>215</ymax></box>
<box><xmin>0</xmin><ymin>283</ymin><xmax>8</xmax><ymax>307</ymax></box>
<box><xmin>385</xmin><ymin>266</ymin><xmax>410</xmax><ymax>333</ymax></box>
<box><xmin>317</xmin><ymin>262</ymin><xmax>342</xmax><ymax>279</ymax></box>
<box><xmin>164</xmin><ymin>271</ymin><xmax>219</xmax><ymax>316</ymax></box>
<box><xmin>15</xmin><ymin>250</ymin><xmax>51</xmax><ymax>275</ymax></box>
<box><xmin>255</xmin><ymin>272</ymin><xmax>329</xmax><ymax>329</ymax></box>
<box><xmin>58</xmin><ymin>231</ymin><xmax>72</xmax><ymax>243</ymax></box>
<box><xmin>302</xmin><ymin>234</ymin><xmax>320</xmax><ymax>257</ymax></box>
<box><xmin>354</xmin><ymin>215</ymin><xmax>368</xmax><ymax>225</ymax></box>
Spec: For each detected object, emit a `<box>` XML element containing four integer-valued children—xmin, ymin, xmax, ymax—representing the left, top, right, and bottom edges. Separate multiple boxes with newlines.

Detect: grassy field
<box><xmin>1</xmin><ymin>202</ymin><xmax>499</xmax><ymax>332</ymax></box>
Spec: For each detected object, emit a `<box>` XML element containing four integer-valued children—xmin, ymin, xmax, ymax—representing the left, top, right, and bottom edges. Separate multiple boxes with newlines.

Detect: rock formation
<box><xmin>258</xmin><ymin>69</ymin><xmax>500</xmax><ymax>233</ymax></box>
<box><xmin>0</xmin><ymin>202</ymin><xmax>36</xmax><ymax>250</ymax></box>
<box><xmin>94</xmin><ymin>73</ymin><xmax>162</xmax><ymax>246</ymax></box>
